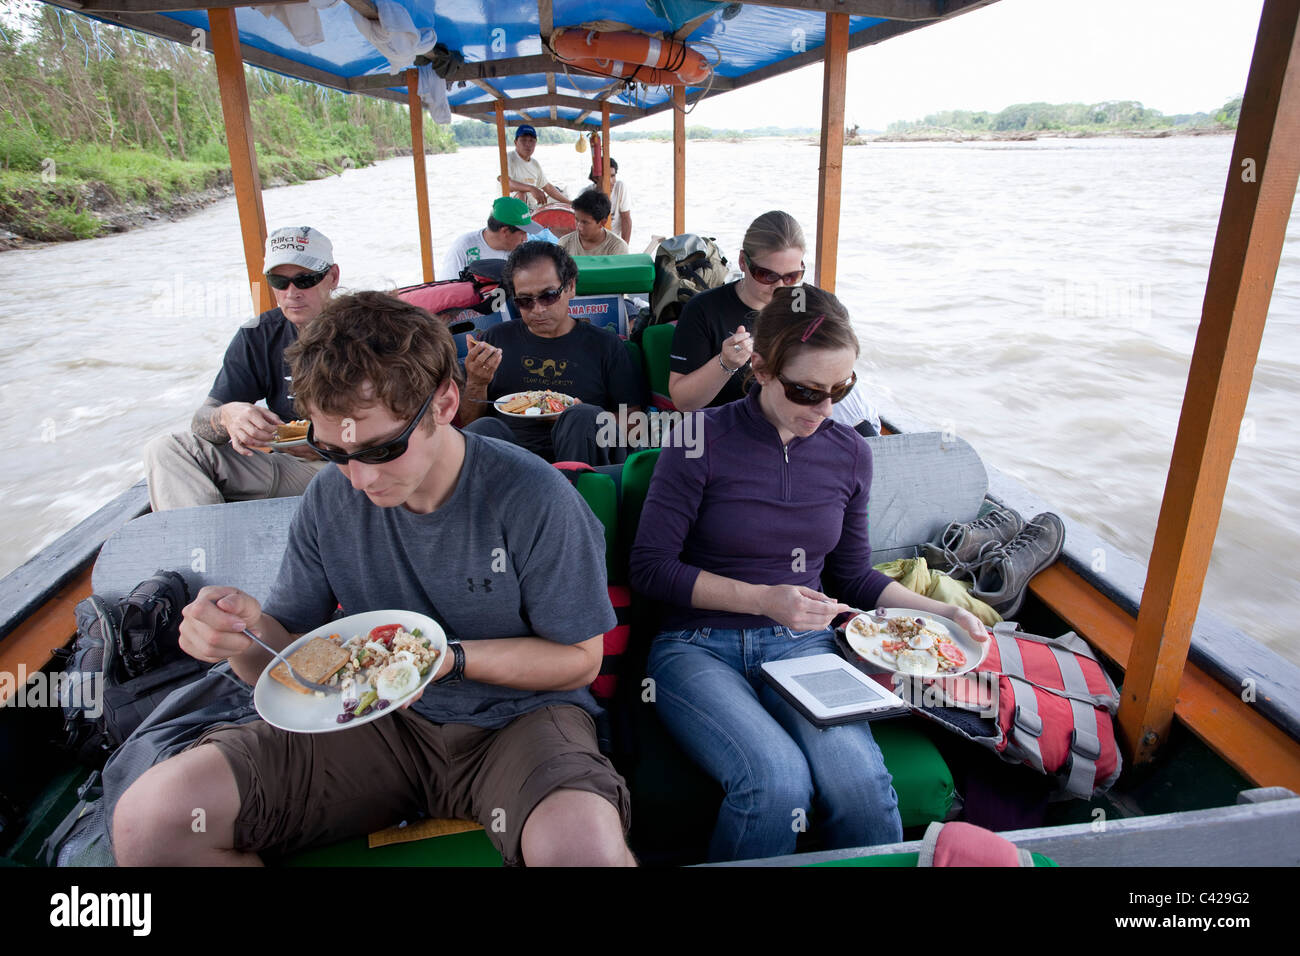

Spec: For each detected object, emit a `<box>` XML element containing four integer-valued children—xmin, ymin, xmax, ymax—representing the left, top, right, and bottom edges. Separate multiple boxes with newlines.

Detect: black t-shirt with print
<box><xmin>479</xmin><ymin>319</ymin><xmax>647</xmax><ymax>455</ymax></box>
<box><xmin>669</xmin><ymin>281</ymin><xmax>756</xmax><ymax>407</ymax></box>
<box><xmin>208</xmin><ymin>308</ymin><xmax>300</xmax><ymax>421</ymax></box>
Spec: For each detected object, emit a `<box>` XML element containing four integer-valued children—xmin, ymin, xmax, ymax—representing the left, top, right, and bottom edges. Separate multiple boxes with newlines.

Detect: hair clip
<box><xmin>800</xmin><ymin>314</ymin><xmax>825</xmax><ymax>342</ymax></box>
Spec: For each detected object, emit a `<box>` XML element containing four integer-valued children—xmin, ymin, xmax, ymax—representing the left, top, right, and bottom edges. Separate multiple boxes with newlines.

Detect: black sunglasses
<box><xmin>776</xmin><ymin>370</ymin><xmax>857</xmax><ymax>406</ymax></box>
<box><xmin>305</xmin><ymin>389</ymin><xmax>437</xmax><ymax>464</ymax></box>
<box><xmin>265</xmin><ymin>267</ymin><xmax>332</xmax><ymax>291</ymax></box>
<box><xmin>513</xmin><ymin>287</ymin><xmax>565</xmax><ymax>312</ymax></box>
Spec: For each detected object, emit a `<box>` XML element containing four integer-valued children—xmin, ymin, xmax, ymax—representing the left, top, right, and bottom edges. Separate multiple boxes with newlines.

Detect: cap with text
<box><xmin>264</xmin><ymin>226</ymin><xmax>335</xmax><ymax>274</ymax></box>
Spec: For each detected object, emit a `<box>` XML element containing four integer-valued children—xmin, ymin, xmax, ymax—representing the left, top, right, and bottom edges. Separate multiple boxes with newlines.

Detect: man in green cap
<box><xmin>441</xmin><ymin>197</ymin><xmax>540</xmax><ymax>278</ymax></box>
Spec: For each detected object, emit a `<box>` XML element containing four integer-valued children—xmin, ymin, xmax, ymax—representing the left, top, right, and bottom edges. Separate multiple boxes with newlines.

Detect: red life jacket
<box><xmin>874</xmin><ymin>623</ymin><xmax>1122</xmax><ymax>800</ymax></box>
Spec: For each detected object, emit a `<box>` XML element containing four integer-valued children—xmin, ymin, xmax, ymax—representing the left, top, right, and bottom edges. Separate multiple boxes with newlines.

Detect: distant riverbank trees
<box><xmin>886</xmin><ymin>98</ymin><xmax>1242</xmax><ymax>136</ymax></box>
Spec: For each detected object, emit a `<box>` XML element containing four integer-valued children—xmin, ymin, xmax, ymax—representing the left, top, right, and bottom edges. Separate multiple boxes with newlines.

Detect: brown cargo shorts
<box><xmin>190</xmin><ymin>704</ymin><xmax>630</xmax><ymax>865</ymax></box>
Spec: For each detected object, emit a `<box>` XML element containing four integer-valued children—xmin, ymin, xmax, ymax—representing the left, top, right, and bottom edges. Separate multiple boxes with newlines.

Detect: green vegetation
<box><xmin>885</xmin><ymin>98</ymin><xmax>1241</xmax><ymax>136</ymax></box>
<box><xmin>0</xmin><ymin>8</ymin><xmax>456</xmax><ymax>242</ymax></box>
<box><xmin>450</xmin><ymin>121</ymin><xmax>572</xmax><ymax>145</ymax></box>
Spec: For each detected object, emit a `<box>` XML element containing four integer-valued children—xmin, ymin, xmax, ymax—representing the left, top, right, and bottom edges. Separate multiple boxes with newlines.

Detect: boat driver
<box><xmin>505</xmin><ymin>124</ymin><xmax>570</xmax><ymax>208</ymax></box>
<box><xmin>142</xmin><ymin>225</ymin><xmax>338</xmax><ymax>511</ymax></box>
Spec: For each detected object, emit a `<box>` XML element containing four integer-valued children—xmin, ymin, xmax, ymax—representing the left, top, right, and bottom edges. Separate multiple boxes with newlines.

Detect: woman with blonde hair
<box><xmin>667</xmin><ymin>210</ymin><xmax>805</xmax><ymax>412</ymax></box>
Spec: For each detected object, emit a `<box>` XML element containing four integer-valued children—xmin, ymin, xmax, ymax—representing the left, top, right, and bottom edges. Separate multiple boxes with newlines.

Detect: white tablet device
<box><xmin>760</xmin><ymin>654</ymin><xmax>910</xmax><ymax>727</ymax></box>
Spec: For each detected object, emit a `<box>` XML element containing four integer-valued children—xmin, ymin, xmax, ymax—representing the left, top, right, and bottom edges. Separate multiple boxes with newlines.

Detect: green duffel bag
<box><xmin>574</xmin><ymin>253</ymin><xmax>656</xmax><ymax>295</ymax></box>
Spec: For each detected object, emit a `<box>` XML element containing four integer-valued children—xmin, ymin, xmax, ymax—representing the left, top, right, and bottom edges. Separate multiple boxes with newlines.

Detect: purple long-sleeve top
<box><xmin>629</xmin><ymin>388</ymin><xmax>894</xmax><ymax>631</ymax></box>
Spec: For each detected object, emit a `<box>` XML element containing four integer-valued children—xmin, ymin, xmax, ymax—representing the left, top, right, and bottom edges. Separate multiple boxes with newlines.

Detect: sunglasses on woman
<box><xmin>742</xmin><ymin>253</ymin><xmax>805</xmax><ymax>286</ymax></box>
<box><xmin>512</xmin><ymin>287</ymin><xmax>566</xmax><ymax>312</ymax></box>
<box><xmin>776</xmin><ymin>370</ymin><xmax>857</xmax><ymax>406</ymax></box>
<box><xmin>305</xmin><ymin>389</ymin><xmax>437</xmax><ymax>464</ymax></box>
<box><xmin>265</xmin><ymin>267</ymin><xmax>332</xmax><ymax>291</ymax></box>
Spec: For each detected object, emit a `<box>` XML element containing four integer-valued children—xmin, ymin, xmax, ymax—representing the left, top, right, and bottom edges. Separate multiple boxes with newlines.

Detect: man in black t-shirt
<box><xmin>458</xmin><ymin>242</ymin><xmax>646</xmax><ymax>464</ymax></box>
<box><xmin>143</xmin><ymin>226</ymin><xmax>338</xmax><ymax>510</ymax></box>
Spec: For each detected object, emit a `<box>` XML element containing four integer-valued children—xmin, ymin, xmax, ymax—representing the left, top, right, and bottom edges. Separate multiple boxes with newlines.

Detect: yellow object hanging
<box><xmin>575</xmin><ymin>134</ymin><xmax>588</xmax><ymax>153</ymax></box>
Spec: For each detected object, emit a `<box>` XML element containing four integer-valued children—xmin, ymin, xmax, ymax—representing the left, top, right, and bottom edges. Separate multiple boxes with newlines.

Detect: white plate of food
<box><xmin>252</xmin><ymin>610</ymin><xmax>447</xmax><ymax>734</ymax></box>
<box><xmin>493</xmin><ymin>390</ymin><xmax>580</xmax><ymax>420</ymax></box>
<box><xmin>842</xmin><ymin>608</ymin><xmax>987</xmax><ymax>677</ymax></box>
<box><xmin>268</xmin><ymin>419</ymin><xmax>310</xmax><ymax>450</ymax></box>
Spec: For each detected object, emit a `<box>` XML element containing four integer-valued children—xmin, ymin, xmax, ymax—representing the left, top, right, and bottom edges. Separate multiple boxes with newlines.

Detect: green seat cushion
<box><xmin>640</xmin><ymin>323</ymin><xmax>676</xmax><ymax>409</ymax></box>
<box><xmin>574</xmin><ymin>253</ymin><xmax>655</xmax><ymax>294</ymax></box>
<box><xmin>873</xmin><ymin>717</ymin><xmax>956</xmax><ymax>828</ymax></box>
<box><xmin>280</xmin><ymin>827</ymin><xmax>502</xmax><ymax>867</ymax></box>
<box><xmin>571</xmin><ymin>471</ymin><xmax>619</xmax><ymax>581</ymax></box>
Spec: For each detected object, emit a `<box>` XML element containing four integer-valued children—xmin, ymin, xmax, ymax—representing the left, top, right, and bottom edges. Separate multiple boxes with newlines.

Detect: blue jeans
<box><xmin>647</xmin><ymin>625</ymin><xmax>903</xmax><ymax>862</ymax></box>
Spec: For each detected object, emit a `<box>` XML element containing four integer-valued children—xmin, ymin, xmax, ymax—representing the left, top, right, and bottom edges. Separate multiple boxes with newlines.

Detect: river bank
<box><xmin>0</xmin><ymin>146</ymin><xmax>423</xmax><ymax>252</ymax></box>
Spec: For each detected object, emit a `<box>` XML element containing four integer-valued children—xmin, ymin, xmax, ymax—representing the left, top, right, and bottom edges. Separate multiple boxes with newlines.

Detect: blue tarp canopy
<box><xmin>49</xmin><ymin>1</ymin><xmax>992</xmax><ymax>129</ymax></box>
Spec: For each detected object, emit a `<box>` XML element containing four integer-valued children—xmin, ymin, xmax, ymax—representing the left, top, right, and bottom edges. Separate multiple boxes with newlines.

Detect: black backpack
<box><xmin>57</xmin><ymin>571</ymin><xmax>208</xmax><ymax>767</ymax></box>
<box><xmin>633</xmin><ymin>234</ymin><xmax>730</xmax><ymax>341</ymax></box>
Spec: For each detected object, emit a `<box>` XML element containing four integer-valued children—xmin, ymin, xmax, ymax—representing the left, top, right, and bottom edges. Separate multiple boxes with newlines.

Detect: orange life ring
<box><xmin>551</xmin><ymin>28</ymin><xmax>711</xmax><ymax>86</ymax></box>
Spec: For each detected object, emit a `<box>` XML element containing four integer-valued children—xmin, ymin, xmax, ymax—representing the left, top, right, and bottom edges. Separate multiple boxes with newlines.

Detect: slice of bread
<box><xmin>274</xmin><ymin>420</ymin><xmax>309</xmax><ymax>442</ymax></box>
<box><xmin>269</xmin><ymin>637</ymin><xmax>350</xmax><ymax>694</ymax></box>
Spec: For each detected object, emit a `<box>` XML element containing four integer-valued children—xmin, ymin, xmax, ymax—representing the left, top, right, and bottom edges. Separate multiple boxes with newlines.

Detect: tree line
<box><xmin>886</xmin><ymin>98</ymin><xmax>1242</xmax><ymax>135</ymax></box>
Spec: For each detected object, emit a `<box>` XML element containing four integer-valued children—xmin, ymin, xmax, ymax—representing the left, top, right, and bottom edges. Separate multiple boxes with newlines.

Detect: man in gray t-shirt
<box><xmin>112</xmin><ymin>291</ymin><xmax>634</xmax><ymax>867</ymax></box>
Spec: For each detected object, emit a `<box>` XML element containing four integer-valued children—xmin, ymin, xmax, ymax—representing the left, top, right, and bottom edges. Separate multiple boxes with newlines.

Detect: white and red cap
<box><xmin>264</xmin><ymin>226</ymin><xmax>335</xmax><ymax>273</ymax></box>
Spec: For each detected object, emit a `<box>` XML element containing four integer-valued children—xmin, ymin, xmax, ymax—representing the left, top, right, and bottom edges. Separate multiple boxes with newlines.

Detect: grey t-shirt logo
<box><xmin>467</xmin><ymin>578</ymin><xmax>493</xmax><ymax>592</ymax></box>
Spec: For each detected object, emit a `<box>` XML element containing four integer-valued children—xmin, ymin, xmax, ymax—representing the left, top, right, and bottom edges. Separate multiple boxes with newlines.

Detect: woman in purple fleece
<box><xmin>629</xmin><ymin>285</ymin><xmax>987</xmax><ymax>862</ymax></box>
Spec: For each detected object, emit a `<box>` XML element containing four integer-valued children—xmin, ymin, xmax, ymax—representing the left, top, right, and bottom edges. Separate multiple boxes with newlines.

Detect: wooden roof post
<box><xmin>406</xmin><ymin>68</ymin><xmax>434</xmax><ymax>282</ymax></box>
<box><xmin>816</xmin><ymin>11</ymin><xmax>849</xmax><ymax>293</ymax></box>
<box><xmin>601</xmin><ymin>101</ymin><xmax>612</xmax><ymax>220</ymax></box>
<box><xmin>208</xmin><ymin>7</ymin><xmax>271</xmax><ymax>314</ymax></box>
<box><xmin>496</xmin><ymin>100</ymin><xmax>510</xmax><ymax>197</ymax></box>
<box><xmin>673</xmin><ymin>86</ymin><xmax>686</xmax><ymax>235</ymax></box>
<box><xmin>1119</xmin><ymin>0</ymin><xmax>1300</xmax><ymax>766</ymax></box>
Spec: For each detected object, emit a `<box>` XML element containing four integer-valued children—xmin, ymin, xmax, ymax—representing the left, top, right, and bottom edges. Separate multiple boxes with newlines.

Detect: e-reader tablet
<box><xmin>760</xmin><ymin>654</ymin><xmax>910</xmax><ymax>727</ymax></box>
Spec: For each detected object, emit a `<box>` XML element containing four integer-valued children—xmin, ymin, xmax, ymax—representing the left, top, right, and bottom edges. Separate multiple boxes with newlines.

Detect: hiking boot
<box><xmin>922</xmin><ymin>506</ymin><xmax>1025</xmax><ymax>575</ymax></box>
<box><xmin>970</xmin><ymin>512</ymin><xmax>1066</xmax><ymax>619</ymax></box>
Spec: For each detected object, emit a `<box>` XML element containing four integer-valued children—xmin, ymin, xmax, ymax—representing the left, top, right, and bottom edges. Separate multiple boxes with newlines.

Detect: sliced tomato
<box><xmin>368</xmin><ymin>623</ymin><xmax>402</xmax><ymax>647</ymax></box>
<box><xmin>881</xmin><ymin>639</ymin><xmax>907</xmax><ymax>654</ymax></box>
<box><xmin>936</xmin><ymin>640</ymin><xmax>966</xmax><ymax>666</ymax></box>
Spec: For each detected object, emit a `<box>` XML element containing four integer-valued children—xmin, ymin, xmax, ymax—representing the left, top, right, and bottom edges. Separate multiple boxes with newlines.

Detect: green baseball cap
<box><xmin>491</xmin><ymin>196</ymin><xmax>543</xmax><ymax>234</ymax></box>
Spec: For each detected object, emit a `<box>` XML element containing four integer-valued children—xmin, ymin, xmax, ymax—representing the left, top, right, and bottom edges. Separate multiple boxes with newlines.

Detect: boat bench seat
<box><xmin>89</xmin><ymin>430</ymin><xmax>985</xmax><ymax>864</ymax></box>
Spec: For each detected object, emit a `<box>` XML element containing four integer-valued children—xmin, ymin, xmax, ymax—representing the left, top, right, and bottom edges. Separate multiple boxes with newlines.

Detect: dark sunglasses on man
<box><xmin>305</xmin><ymin>389</ymin><xmax>437</xmax><ymax>464</ymax></box>
<box><xmin>742</xmin><ymin>252</ymin><xmax>805</xmax><ymax>286</ymax></box>
<box><xmin>776</xmin><ymin>370</ymin><xmax>857</xmax><ymax>406</ymax></box>
<box><xmin>265</xmin><ymin>267</ymin><xmax>333</xmax><ymax>291</ymax></box>
<box><xmin>513</xmin><ymin>287</ymin><xmax>566</xmax><ymax>311</ymax></box>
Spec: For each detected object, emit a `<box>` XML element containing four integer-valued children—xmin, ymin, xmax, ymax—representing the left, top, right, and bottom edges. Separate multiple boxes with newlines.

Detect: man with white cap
<box><xmin>506</xmin><ymin>124</ymin><xmax>570</xmax><ymax>208</ymax></box>
<box><xmin>441</xmin><ymin>197</ymin><xmax>541</xmax><ymax>278</ymax></box>
<box><xmin>143</xmin><ymin>225</ymin><xmax>339</xmax><ymax>511</ymax></box>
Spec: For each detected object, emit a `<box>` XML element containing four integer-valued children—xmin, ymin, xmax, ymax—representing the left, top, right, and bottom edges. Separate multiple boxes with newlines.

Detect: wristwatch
<box><xmin>434</xmin><ymin>639</ymin><xmax>465</xmax><ymax>684</ymax></box>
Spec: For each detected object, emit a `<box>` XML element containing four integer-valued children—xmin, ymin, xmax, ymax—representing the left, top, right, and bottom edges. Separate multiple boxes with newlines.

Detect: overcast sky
<box><xmin>625</xmin><ymin>0</ymin><xmax>1265</xmax><ymax>132</ymax></box>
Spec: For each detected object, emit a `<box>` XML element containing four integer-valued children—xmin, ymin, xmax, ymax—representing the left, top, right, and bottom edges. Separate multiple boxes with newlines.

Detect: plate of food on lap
<box><xmin>252</xmin><ymin>610</ymin><xmax>447</xmax><ymax>733</ymax></box>
<box><xmin>842</xmin><ymin>607</ymin><xmax>988</xmax><ymax>677</ymax></box>
<box><xmin>493</xmin><ymin>390</ymin><xmax>580</xmax><ymax>420</ymax></box>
